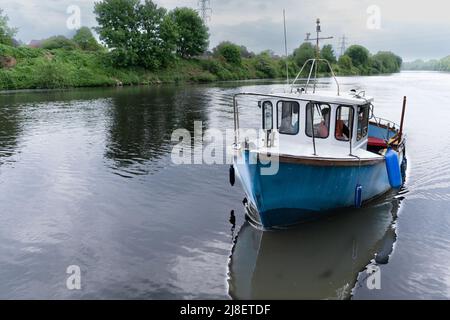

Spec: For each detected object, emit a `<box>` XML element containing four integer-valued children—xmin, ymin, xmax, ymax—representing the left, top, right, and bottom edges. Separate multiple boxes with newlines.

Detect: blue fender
<box><xmin>385</xmin><ymin>149</ymin><xmax>402</xmax><ymax>188</ymax></box>
<box><xmin>354</xmin><ymin>184</ymin><xmax>363</xmax><ymax>208</ymax></box>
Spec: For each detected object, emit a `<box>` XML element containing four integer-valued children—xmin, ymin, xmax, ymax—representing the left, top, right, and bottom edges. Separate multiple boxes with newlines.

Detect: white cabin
<box><xmin>252</xmin><ymin>91</ymin><xmax>382</xmax><ymax>161</ymax></box>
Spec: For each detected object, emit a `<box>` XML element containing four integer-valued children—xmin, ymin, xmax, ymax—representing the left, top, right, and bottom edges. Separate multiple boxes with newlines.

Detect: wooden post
<box><xmin>398</xmin><ymin>96</ymin><xmax>407</xmax><ymax>140</ymax></box>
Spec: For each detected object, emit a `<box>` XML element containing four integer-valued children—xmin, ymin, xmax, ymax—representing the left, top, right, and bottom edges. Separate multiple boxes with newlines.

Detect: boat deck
<box><xmin>250</xmin><ymin>139</ymin><xmax>384</xmax><ymax>161</ymax></box>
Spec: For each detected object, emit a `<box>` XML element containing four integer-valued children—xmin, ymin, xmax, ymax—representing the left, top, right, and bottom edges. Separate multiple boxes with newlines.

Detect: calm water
<box><xmin>0</xmin><ymin>71</ymin><xmax>449</xmax><ymax>299</ymax></box>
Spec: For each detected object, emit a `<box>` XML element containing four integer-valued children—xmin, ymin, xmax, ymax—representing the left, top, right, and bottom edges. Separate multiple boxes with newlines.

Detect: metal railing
<box><xmin>290</xmin><ymin>58</ymin><xmax>340</xmax><ymax>96</ymax></box>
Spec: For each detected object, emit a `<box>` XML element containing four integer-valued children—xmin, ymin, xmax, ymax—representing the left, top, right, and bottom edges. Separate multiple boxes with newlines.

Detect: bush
<box><xmin>33</xmin><ymin>60</ymin><xmax>72</xmax><ymax>88</ymax></box>
<box><xmin>254</xmin><ymin>51</ymin><xmax>278</xmax><ymax>78</ymax></box>
<box><xmin>293</xmin><ymin>42</ymin><xmax>315</xmax><ymax>68</ymax></box>
<box><xmin>213</xmin><ymin>42</ymin><xmax>242</xmax><ymax>65</ymax></box>
<box><xmin>338</xmin><ymin>54</ymin><xmax>353</xmax><ymax>70</ymax></box>
<box><xmin>72</xmin><ymin>27</ymin><xmax>102</xmax><ymax>51</ymax></box>
<box><xmin>41</xmin><ymin>36</ymin><xmax>78</xmax><ymax>51</ymax></box>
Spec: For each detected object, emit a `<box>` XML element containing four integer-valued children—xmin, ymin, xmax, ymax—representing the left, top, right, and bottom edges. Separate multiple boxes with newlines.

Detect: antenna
<box><xmin>283</xmin><ymin>9</ymin><xmax>289</xmax><ymax>85</ymax></box>
<box><xmin>198</xmin><ymin>0</ymin><xmax>212</xmax><ymax>24</ymax></box>
<box><xmin>304</xmin><ymin>18</ymin><xmax>333</xmax><ymax>93</ymax></box>
<box><xmin>305</xmin><ymin>18</ymin><xmax>333</xmax><ymax>59</ymax></box>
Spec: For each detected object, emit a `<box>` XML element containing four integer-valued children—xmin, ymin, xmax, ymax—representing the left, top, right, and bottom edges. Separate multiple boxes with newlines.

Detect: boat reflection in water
<box><xmin>228</xmin><ymin>194</ymin><xmax>402</xmax><ymax>299</ymax></box>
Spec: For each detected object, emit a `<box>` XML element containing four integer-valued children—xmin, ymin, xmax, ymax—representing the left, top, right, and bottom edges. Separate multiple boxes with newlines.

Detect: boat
<box><xmin>229</xmin><ymin>19</ymin><xmax>407</xmax><ymax>229</ymax></box>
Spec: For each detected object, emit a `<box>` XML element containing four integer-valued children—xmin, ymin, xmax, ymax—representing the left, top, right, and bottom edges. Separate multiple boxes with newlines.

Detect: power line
<box><xmin>338</xmin><ymin>35</ymin><xmax>348</xmax><ymax>57</ymax></box>
<box><xmin>198</xmin><ymin>0</ymin><xmax>212</xmax><ymax>24</ymax></box>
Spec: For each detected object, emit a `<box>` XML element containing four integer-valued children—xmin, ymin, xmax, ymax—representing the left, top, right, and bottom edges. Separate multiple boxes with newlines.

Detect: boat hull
<box><xmin>234</xmin><ymin>149</ymin><xmax>397</xmax><ymax>229</ymax></box>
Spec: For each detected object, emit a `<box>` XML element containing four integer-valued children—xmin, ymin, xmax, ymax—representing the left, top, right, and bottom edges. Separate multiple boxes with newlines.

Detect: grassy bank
<box><xmin>0</xmin><ymin>43</ymin><xmax>402</xmax><ymax>91</ymax></box>
<box><xmin>0</xmin><ymin>44</ymin><xmax>288</xmax><ymax>90</ymax></box>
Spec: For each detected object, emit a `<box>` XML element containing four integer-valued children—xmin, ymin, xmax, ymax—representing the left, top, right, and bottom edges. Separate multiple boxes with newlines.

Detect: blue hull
<box><xmin>234</xmin><ymin>150</ymin><xmax>395</xmax><ymax>229</ymax></box>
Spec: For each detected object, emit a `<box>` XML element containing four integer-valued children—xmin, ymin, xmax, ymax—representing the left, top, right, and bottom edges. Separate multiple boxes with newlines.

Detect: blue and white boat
<box><xmin>230</xmin><ymin>21</ymin><xmax>407</xmax><ymax>229</ymax></box>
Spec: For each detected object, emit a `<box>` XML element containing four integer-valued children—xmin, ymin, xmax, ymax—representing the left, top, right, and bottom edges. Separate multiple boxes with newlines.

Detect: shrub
<box><xmin>213</xmin><ymin>42</ymin><xmax>242</xmax><ymax>65</ymax></box>
<box><xmin>41</xmin><ymin>36</ymin><xmax>78</xmax><ymax>51</ymax></box>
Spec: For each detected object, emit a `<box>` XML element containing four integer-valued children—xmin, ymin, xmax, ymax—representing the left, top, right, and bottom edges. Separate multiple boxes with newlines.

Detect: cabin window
<box><xmin>357</xmin><ymin>105</ymin><xmax>370</xmax><ymax>141</ymax></box>
<box><xmin>335</xmin><ymin>106</ymin><xmax>354</xmax><ymax>141</ymax></box>
<box><xmin>277</xmin><ymin>101</ymin><xmax>300</xmax><ymax>135</ymax></box>
<box><xmin>262</xmin><ymin>101</ymin><xmax>273</xmax><ymax>130</ymax></box>
<box><xmin>305</xmin><ymin>103</ymin><xmax>330</xmax><ymax>139</ymax></box>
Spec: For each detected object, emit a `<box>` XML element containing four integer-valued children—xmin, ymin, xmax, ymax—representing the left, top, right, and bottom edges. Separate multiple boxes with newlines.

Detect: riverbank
<box><xmin>0</xmin><ymin>43</ymin><xmax>401</xmax><ymax>90</ymax></box>
<box><xmin>402</xmin><ymin>55</ymin><xmax>450</xmax><ymax>72</ymax></box>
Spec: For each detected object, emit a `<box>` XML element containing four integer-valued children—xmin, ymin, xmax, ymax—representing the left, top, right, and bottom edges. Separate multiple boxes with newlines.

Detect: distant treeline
<box><xmin>402</xmin><ymin>56</ymin><xmax>450</xmax><ymax>71</ymax></box>
<box><xmin>0</xmin><ymin>1</ymin><xmax>403</xmax><ymax>90</ymax></box>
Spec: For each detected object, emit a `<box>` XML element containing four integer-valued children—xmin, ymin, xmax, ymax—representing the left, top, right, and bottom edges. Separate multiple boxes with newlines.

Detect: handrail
<box><xmin>290</xmin><ymin>58</ymin><xmax>315</xmax><ymax>92</ymax></box>
<box><xmin>290</xmin><ymin>58</ymin><xmax>340</xmax><ymax>96</ymax></box>
<box><xmin>309</xmin><ymin>102</ymin><xmax>317</xmax><ymax>155</ymax></box>
<box><xmin>370</xmin><ymin>116</ymin><xmax>400</xmax><ymax>131</ymax></box>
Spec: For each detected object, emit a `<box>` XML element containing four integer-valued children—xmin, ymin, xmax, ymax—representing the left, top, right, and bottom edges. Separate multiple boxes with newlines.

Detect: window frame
<box><xmin>261</xmin><ymin>101</ymin><xmax>273</xmax><ymax>130</ymax></box>
<box><xmin>335</xmin><ymin>105</ymin><xmax>354</xmax><ymax>142</ymax></box>
<box><xmin>356</xmin><ymin>104</ymin><xmax>370</xmax><ymax>141</ymax></box>
<box><xmin>276</xmin><ymin>100</ymin><xmax>300</xmax><ymax>135</ymax></box>
<box><xmin>305</xmin><ymin>102</ymin><xmax>331</xmax><ymax>139</ymax></box>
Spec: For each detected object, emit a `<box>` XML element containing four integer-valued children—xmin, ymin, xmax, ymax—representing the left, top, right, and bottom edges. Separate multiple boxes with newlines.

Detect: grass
<box><xmin>0</xmin><ymin>44</ymin><xmax>281</xmax><ymax>90</ymax></box>
<box><xmin>0</xmin><ymin>44</ymin><xmax>400</xmax><ymax>91</ymax></box>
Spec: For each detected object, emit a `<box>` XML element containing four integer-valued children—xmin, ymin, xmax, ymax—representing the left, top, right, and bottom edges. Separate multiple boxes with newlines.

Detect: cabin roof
<box><xmin>257</xmin><ymin>91</ymin><xmax>374</xmax><ymax>106</ymax></box>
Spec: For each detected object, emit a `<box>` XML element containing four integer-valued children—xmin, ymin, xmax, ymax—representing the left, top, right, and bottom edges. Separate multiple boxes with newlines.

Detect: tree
<box><xmin>239</xmin><ymin>45</ymin><xmax>254</xmax><ymax>58</ymax></box>
<box><xmin>345</xmin><ymin>45</ymin><xmax>370</xmax><ymax>68</ymax></box>
<box><xmin>72</xmin><ymin>27</ymin><xmax>102</xmax><ymax>51</ymax></box>
<box><xmin>169</xmin><ymin>7</ymin><xmax>208</xmax><ymax>58</ymax></box>
<box><xmin>254</xmin><ymin>50</ymin><xmax>279</xmax><ymax>78</ymax></box>
<box><xmin>94</xmin><ymin>0</ymin><xmax>177</xmax><ymax>69</ymax></box>
<box><xmin>338</xmin><ymin>54</ymin><xmax>353</xmax><ymax>71</ymax></box>
<box><xmin>370</xmin><ymin>56</ymin><xmax>383</xmax><ymax>74</ymax></box>
<box><xmin>213</xmin><ymin>42</ymin><xmax>242</xmax><ymax>65</ymax></box>
<box><xmin>139</xmin><ymin>1</ymin><xmax>177</xmax><ymax>69</ymax></box>
<box><xmin>320</xmin><ymin>44</ymin><xmax>336</xmax><ymax>64</ymax></box>
<box><xmin>41</xmin><ymin>36</ymin><xmax>78</xmax><ymax>50</ymax></box>
<box><xmin>293</xmin><ymin>42</ymin><xmax>315</xmax><ymax>68</ymax></box>
<box><xmin>0</xmin><ymin>9</ymin><xmax>17</xmax><ymax>46</ymax></box>
<box><xmin>94</xmin><ymin>0</ymin><xmax>141</xmax><ymax>67</ymax></box>
<box><xmin>370</xmin><ymin>51</ymin><xmax>402</xmax><ymax>74</ymax></box>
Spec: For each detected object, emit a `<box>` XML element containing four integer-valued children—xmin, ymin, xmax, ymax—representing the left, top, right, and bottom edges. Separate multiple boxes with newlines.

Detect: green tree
<box><xmin>94</xmin><ymin>0</ymin><xmax>177</xmax><ymax>69</ymax></box>
<box><xmin>94</xmin><ymin>0</ymin><xmax>140</xmax><ymax>66</ymax></box>
<box><xmin>72</xmin><ymin>27</ymin><xmax>102</xmax><ymax>51</ymax></box>
<box><xmin>213</xmin><ymin>42</ymin><xmax>242</xmax><ymax>65</ymax></box>
<box><xmin>169</xmin><ymin>7</ymin><xmax>208</xmax><ymax>58</ymax></box>
<box><xmin>41</xmin><ymin>36</ymin><xmax>78</xmax><ymax>50</ymax></box>
<box><xmin>320</xmin><ymin>44</ymin><xmax>336</xmax><ymax>63</ymax></box>
<box><xmin>370</xmin><ymin>51</ymin><xmax>402</xmax><ymax>74</ymax></box>
<box><xmin>239</xmin><ymin>45</ymin><xmax>254</xmax><ymax>58</ymax></box>
<box><xmin>0</xmin><ymin>9</ymin><xmax>17</xmax><ymax>46</ymax></box>
<box><xmin>345</xmin><ymin>45</ymin><xmax>370</xmax><ymax>69</ymax></box>
<box><xmin>254</xmin><ymin>50</ymin><xmax>278</xmax><ymax>78</ymax></box>
<box><xmin>293</xmin><ymin>42</ymin><xmax>315</xmax><ymax>68</ymax></box>
<box><xmin>338</xmin><ymin>54</ymin><xmax>353</xmax><ymax>71</ymax></box>
<box><xmin>370</xmin><ymin>56</ymin><xmax>383</xmax><ymax>74</ymax></box>
<box><xmin>139</xmin><ymin>1</ymin><xmax>177</xmax><ymax>69</ymax></box>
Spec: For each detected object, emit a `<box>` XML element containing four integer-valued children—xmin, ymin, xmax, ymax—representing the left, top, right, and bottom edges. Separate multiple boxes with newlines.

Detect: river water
<box><xmin>0</xmin><ymin>71</ymin><xmax>449</xmax><ymax>299</ymax></box>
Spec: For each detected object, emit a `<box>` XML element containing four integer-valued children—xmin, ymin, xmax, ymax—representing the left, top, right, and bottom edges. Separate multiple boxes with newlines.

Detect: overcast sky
<box><xmin>2</xmin><ymin>0</ymin><xmax>450</xmax><ymax>61</ymax></box>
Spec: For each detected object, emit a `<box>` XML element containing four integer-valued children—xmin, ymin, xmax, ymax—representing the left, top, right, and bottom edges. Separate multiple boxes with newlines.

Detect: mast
<box><xmin>305</xmin><ymin>18</ymin><xmax>333</xmax><ymax>93</ymax></box>
<box><xmin>283</xmin><ymin>9</ymin><xmax>289</xmax><ymax>85</ymax></box>
<box><xmin>291</xmin><ymin>19</ymin><xmax>340</xmax><ymax>96</ymax></box>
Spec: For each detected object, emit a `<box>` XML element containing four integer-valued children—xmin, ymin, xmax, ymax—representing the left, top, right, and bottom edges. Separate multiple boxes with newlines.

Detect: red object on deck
<box><xmin>368</xmin><ymin>137</ymin><xmax>387</xmax><ymax>147</ymax></box>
